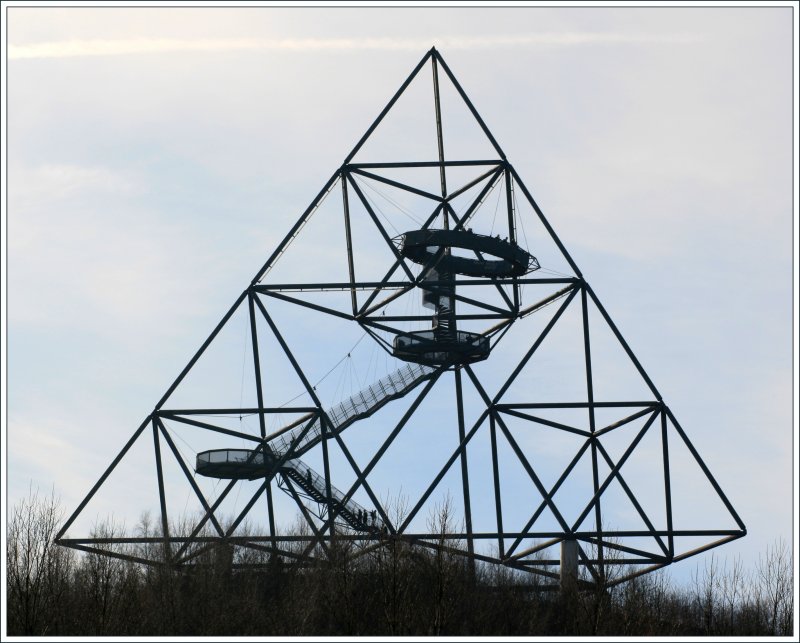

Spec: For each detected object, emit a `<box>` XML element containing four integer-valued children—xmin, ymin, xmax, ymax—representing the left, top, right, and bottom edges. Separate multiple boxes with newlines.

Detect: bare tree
<box><xmin>753</xmin><ymin>538</ymin><xmax>793</xmax><ymax>636</ymax></box>
<box><xmin>6</xmin><ymin>486</ymin><xmax>74</xmax><ymax>635</ymax></box>
<box><xmin>6</xmin><ymin>485</ymin><xmax>793</xmax><ymax>636</ymax></box>
<box><xmin>73</xmin><ymin>519</ymin><xmax>140</xmax><ymax>635</ymax></box>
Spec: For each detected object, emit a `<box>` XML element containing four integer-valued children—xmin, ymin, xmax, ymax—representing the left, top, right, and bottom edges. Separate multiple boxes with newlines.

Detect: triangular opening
<box><xmin>158</xmin><ymin>297</ymin><xmax>259</xmax><ymax>413</ymax></box>
<box><xmin>508</xmin><ymin>173</ymin><xmax>578</xmax><ymax>279</ymax></box>
<box><xmin>496</xmin><ymin>288</ymin><xmax>588</xmax><ymax>405</ymax></box>
<box><xmin>434</xmin><ymin>53</ymin><xmax>504</xmax><ymax>164</ymax></box>
<box><xmin>586</xmin><ymin>293</ymin><xmax>661</xmax><ymax>404</ymax></box>
<box><xmin>257</xmin><ymin>175</ymin><xmax>353</xmax><ymax>289</ymax></box>
<box><xmin>60</xmin><ymin>423</ymin><xmax>163</xmax><ymax>545</ymax></box>
<box><xmin>249</xmin><ymin>293</ymin><xmax>321</xmax><ymax>411</ymax></box>
<box><xmin>349</xmin><ymin>54</ymin><xmax>440</xmax><ymax>165</ymax></box>
<box><xmin>663</xmin><ymin>413</ymin><xmax>742</xmax><ymax>532</ymax></box>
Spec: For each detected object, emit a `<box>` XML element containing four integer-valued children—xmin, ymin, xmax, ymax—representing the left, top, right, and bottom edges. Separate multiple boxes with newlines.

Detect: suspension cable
<box><xmin>278</xmin><ymin>331</ymin><xmax>369</xmax><ymax>408</ymax></box>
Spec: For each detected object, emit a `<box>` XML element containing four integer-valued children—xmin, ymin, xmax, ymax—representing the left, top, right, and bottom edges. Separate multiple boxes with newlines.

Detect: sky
<box><xmin>4</xmin><ymin>4</ymin><xmax>797</xmax><ymax>586</ymax></box>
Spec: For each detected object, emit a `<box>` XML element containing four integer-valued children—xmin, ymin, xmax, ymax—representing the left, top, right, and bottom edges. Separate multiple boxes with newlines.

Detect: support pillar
<box><xmin>560</xmin><ymin>539</ymin><xmax>579</xmax><ymax>592</ymax></box>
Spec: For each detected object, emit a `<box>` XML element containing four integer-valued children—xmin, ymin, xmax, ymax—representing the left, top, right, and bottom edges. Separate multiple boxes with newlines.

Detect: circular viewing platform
<box><xmin>398</xmin><ymin>229</ymin><xmax>538</xmax><ymax>278</ymax></box>
<box><xmin>196</xmin><ymin>449</ymin><xmax>280</xmax><ymax>480</ymax></box>
<box><xmin>393</xmin><ymin>329</ymin><xmax>490</xmax><ymax>366</ymax></box>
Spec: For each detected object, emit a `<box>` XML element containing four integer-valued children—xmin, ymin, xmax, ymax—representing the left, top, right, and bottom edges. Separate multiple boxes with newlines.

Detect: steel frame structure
<box><xmin>56</xmin><ymin>48</ymin><xmax>745</xmax><ymax>589</ymax></box>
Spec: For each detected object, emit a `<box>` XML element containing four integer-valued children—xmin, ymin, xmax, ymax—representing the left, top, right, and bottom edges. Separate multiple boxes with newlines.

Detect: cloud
<box><xmin>8</xmin><ymin>33</ymin><xmax>702</xmax><ymax>60</ymax></box>
<box><xmin>12</xmin><ymin>163</ymin><xmax>139</xmax><ymax>205</ymax></box>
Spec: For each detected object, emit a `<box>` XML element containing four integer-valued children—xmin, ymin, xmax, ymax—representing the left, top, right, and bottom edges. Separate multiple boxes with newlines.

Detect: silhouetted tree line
<box><xmin>6</xmin><ymin>488</ymin><xmax>794</xmax><ymax>636</ymax></box>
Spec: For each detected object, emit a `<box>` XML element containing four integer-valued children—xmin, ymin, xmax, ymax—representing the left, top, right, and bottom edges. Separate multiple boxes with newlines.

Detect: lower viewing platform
<box><xmin>392</xmin><ymin>329</ymin><xmax>490</xmax><ymax>366</ymax></box>
<box><xmin>196</xmin><ymin>449</ymin><xmax>285</xmax><ymax>481</ymax></box>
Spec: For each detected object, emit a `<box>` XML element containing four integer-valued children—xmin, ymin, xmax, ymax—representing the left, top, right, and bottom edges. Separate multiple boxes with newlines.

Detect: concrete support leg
<box><xmin>560</xmin><ymin>539</ymin><xmax>579</xmax><ymax>592</ymax></box>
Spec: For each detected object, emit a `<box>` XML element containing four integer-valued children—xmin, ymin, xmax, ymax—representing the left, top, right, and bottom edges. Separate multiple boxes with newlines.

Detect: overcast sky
<box><xmin>4</xmin><ymin>5</ymin><xmax>795</xmax><ymax>584</ymax></box>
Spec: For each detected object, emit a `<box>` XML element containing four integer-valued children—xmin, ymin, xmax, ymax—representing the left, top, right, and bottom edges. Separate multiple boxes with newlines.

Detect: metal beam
<box><xmin>581</xmin><ymin>284</ymin><xmax>603</xmax><ymax>578</ymax></box>
<box><xmin>489</xmin><ymin>414</ymin><xmax>504</xmax><ymax>558</ymax></box>
<box><xmin>432</xmin><ymin>53</ymin><xmax>448</xmax><ymax>199</ymax></box>
<box><xmin>341</xmin><ymin>177</ymin><xmax>359</xmax><ymax>316</ymax></box>
<box><xmin>152</xmin><ymin>420</ymin><xmax>171</xmax><ymax>564</ymax></box>
<box><xmin>350</xmin><ymin>167</ymin><xmax>441</xmax><ymax>202</ymax></box>
<box><xmin>454</xmin><ymin>369</ymin><xmax>474</xmax><ymax>562</ymax></box>
<box><xmin>349</xmin><ymin>160</ymin><xmax>502</xmax><ymax>169</ymax></box>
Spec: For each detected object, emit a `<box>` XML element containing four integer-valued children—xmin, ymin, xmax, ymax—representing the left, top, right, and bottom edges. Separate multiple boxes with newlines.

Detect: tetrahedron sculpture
<box><xmin>56</xmin><ymin>48</ymin><xmax>745</xmax><ymax>588</ymax></box>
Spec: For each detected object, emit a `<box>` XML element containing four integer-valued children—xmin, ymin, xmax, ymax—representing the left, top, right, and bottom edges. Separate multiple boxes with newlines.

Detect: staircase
<box><xmin>433</xmin><ymin>297</ymin><xmax>457</xmax><ymax>341</ymax></box>
<box><xmin>269</xmin><ymin>362</ymin><xmax>435</xmax><ymax>532</ymax></box>
<box><xmin>422</xmin><ymin>266</ymin><xmax>457</xmax><ymax>342</ymax></box>
<box><xmin>267</xmin><ymin>362</ymin><xmax>434</xmax><ymax>459</ymax></box>
<box><xmin>279</xmin><ymin>459</ymin><xmax>381</xmax><ymax>533</ymax></box>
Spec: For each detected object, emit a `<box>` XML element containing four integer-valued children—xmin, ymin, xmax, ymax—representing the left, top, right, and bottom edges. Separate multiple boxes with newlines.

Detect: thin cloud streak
<box><xmin>9</xmin><ymin>33</ymin><xmax>702</xmax><ymax>60</ymax></box>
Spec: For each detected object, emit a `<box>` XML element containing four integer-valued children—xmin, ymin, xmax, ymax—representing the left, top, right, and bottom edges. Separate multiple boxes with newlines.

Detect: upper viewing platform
<box><xmin>397</xmin><ymin>229</ymin><xmax>539</xmax><ymax>278</ymax></box>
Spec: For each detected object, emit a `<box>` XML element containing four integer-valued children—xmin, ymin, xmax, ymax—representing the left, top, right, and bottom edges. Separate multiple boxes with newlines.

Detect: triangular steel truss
<box><xmin>56</xmin><ymin>48</ymin><xmax>745</xmax><ymax>589</ymax></box>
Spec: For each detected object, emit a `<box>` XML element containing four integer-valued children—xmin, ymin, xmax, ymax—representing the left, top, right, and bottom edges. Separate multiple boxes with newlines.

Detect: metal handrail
<box><xmin>268</xmin><ymin>363</ymin><xmax>434</xmax><ymax>458</ymax></box>
<box><xmin>286</xmin><ymin>459</ymin><xmax>383</xmax><ymax>529</ymax></box>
